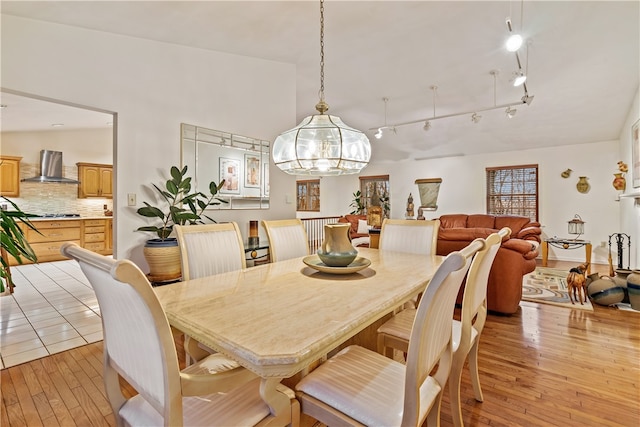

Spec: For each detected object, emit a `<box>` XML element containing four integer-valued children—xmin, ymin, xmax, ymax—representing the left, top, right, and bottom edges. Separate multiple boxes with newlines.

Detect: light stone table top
<box><xmin>155</xmin><ymin>247</ymin><xmax>443</xmax><ymax>379</ymax></box>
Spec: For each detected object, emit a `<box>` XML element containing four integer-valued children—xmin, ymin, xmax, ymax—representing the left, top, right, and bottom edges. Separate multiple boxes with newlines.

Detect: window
<box><xmin>359</xmin><ymin>175</ymin><xmax>390</xmax><ymax>218</ymax></box>
<box><xmin>486</xmin><ymin>165</ymin><xmax>538</xmax><ymax>221</ymax></box>
<box><xmin>296</xmin><ymin>180</ymin><xmax>320</xmax><ymax>211</ymax></box>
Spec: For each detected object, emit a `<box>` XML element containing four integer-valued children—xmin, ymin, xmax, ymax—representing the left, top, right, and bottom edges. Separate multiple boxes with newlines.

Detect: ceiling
<box><xmin>1</xmin><ymin>1</ymin><xmax>638</xmax><ymax>162</ymax></box>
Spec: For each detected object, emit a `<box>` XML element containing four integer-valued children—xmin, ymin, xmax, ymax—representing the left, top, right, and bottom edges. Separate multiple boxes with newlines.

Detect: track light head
<box><xmin>513</xmin><ymin>70</ymin><xmax>527</xmax><ymax>87</ymax></box>
<box><xmin>423</xmin><ymin>121</ymin><xmax>431</xmax><ymax>131</ymax></box>
<box><xmin>471</xmin><ymin>113</ymin><xmax>482</xmax><ymax>123</ymax></box>
<box><xmin>506</xmin><ymin>34</ymin><xmax>523</xmax><ymax>52</ymax></box>
<box><xmin>506</xmin><ymin>106</ymin><xmax>517</xmax><ymax>118</ymax></box>
<box><xmin>374</xmin><ymin>128</ymin><xmax>383</xmax><ymax>139</ymax></box>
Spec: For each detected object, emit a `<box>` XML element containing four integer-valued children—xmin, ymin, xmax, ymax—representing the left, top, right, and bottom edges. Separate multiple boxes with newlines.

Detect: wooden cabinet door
<box><xmin>77</xmin><ymin>163</ymin><xmax>112</xmax><ymax>198</ymax></box>
<box><xmin>0</xmin><ymin>156</ymin><xmax>22</xmax><ymax>197</ymax></box>
<box><xmin>99</xmin><ymin>167</ymin><xmax>113</xmax><ymax>198</ymax></box>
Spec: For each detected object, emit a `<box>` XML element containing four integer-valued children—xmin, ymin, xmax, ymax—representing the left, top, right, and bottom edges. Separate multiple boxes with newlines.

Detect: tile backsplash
<box><xmin>7</xmin><ymin>162</ymin><xmax>112</xmax><ymax>217</ymax></box>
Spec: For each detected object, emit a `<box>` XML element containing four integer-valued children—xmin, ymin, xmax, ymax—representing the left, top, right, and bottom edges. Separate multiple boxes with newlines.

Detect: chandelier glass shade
<box><xmin>272</xmin><ymin>113</ymin><xmax>371</xmax><ymax>176</ymax></box>
<box><xmin>272</xmin><ymin>0</ymin><xmax>371</xmax><ymax>176</ymax></box>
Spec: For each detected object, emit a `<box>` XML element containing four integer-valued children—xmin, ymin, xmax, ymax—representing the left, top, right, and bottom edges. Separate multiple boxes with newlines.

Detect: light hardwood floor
<box><xmin>2</xmin><ymin>261</ymin><xmax>639</xmax><ymax>426</ymax></box>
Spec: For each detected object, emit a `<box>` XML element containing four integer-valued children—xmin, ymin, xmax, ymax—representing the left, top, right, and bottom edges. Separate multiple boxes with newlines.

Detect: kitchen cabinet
<box><xmin>0</xmin><ymin>155</ymin><xmax>22</xmax><ymax>197</ymax></box>
<box><xmin>82</xmin><ymin>218</ymin><xmax>112</xmax><ymax>255</ymax></box>
<box><xmin>77</xmin><ymin>163</ymin><xmax>113</xmax><ymax>198</ymax></box>
<box><xmin>15</xmin><ymin>219</ymin><xmax>82</xmax><ymax>265</ymax></box>
<box><xmin>8</xmin><ymin>218</ymin><xmax>113</xmax><ymax>265</ymax></box>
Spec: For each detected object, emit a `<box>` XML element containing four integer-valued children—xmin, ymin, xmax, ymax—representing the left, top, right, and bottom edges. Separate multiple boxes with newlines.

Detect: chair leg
<box><xmin>448</xmin><ymin>353</ymin><xmax>466</xmax><ymax>427</ymax></box>
<box><xmin>468</xmin><ymin>340</ymin><xmax>484</xmax><ymax>402</ymax></box>
<box><xmin>376</xmin><ymin>334</ymin><xmax>394</xmax><ymax>359</ymax></box>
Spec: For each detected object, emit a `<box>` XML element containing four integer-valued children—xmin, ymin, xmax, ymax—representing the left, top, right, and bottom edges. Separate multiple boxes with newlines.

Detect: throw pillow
<box><xmin>357</xmin><ymin>219</ymin><xmax>369</xmax><ymax>234</ymax></box>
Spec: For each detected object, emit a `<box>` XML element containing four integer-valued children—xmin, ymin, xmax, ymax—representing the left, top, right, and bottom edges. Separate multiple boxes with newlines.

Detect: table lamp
<box><xmin>248</xmin><ymin>220</ymin><xmax>259</xmax><ymax>247</ymax></box>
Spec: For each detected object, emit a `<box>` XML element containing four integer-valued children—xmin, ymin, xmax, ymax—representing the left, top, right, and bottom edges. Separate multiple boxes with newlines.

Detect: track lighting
<box><xmin>375</xmin><ymin>128</ymin><xmax>383</xmax><ymax>139</ymax></box>
<box><xmin>369</xmin><ymin>8</ymin><xmax>533</xmax><ymax>133</ymax></box>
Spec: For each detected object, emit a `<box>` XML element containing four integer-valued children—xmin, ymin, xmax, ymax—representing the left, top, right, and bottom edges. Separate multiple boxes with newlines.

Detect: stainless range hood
<box><xmin>21</xmin><ymin>150</ymin><xmax>81</xmax><ymax>184</ymax></box>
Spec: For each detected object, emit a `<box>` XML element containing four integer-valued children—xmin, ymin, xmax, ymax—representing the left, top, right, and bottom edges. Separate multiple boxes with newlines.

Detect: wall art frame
<box><xmin>632</xmin><ymin>118</ymin><xmax>639</xmax><ymax>188</ymax></box>
<box><xmin>219</xmin><ymin>157</ymin><xmax>240</xmax><ymax>194</ymax></box>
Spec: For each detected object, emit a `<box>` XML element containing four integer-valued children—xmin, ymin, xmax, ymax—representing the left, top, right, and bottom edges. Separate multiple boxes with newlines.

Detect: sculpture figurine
<box><xmin>406</xmin><ymin>193</ymin><xmax>415</xmax><ymax>219</ymax></box>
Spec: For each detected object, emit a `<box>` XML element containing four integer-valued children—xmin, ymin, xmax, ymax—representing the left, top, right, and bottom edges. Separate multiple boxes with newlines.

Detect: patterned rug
<box><xmin>522</xmin><ymin>267</ymin><xmax>594</xmax><ymax>311</ymax></box>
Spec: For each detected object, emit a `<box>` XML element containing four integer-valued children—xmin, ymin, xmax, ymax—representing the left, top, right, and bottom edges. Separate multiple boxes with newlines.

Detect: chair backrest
<box><xmin>461</xmin><ymin>227</ymin><xmax>511</xmax><ymax>324</ymax></box>
<box><xmin>174</xmin><ymin>223</ymin><xmax>246</xmax><ymax>281</ymax></box>
<box><xmin>261</xmin><ymin>219</ymin><xmax>309</xmax><ymax>262</ymax></box>
<box><xmin>402</xmin><ymin>238</ymin><xmax>483</xmax><ymax>426</ymax></box>
<box><xmin>60</xmin><ymin>242</ymin><xmax>183</xmax><ymax>425</ymax></box>
<box><xmin>379</xmin><ymin>219</ymin><xmax>440</xmax><ymax>255</ymax></box>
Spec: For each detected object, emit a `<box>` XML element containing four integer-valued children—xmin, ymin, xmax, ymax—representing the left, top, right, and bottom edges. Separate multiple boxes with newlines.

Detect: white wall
<box><xmin>618</xmin><ymin>91</ymin><xmax>640</xmax><ymax>269</ymax></box>
<box><xmin>2</xmin><ymin>15</ymin><xmax>297</xmax><ymax>270</ymax></box>
<box><xmin>320</xmin><ymin>139</ymin><xmax>625</xmax><ymax>266</ymax></box>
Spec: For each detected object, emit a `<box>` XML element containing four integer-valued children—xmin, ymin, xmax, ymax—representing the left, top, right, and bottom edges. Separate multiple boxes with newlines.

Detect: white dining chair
<box><xmin>174</xmin><ymin>222</ymin><xmax>246</xmax><ymax>281</ymax></box>
<box><xmin>262</xmin><ymin>219</ymin><xmax>309</xmax><ymax>262</ymax></box>
<box><xmin>377</xmin><ymin>227</ymin><xmax>510</xmax><ymax>427</ymax></box>
<box><xmin>380</xmin><ymin>218</ymin><xmax>441</xmax><ymax>309</ymax></box>
<box><xmin>379</xmin><ymin>218</ymin><xmax>440</xmax><ymax>255</ymax></box>
<box><xmin>60</xmin><ymin>242</ymin><xmax>300</xmax><ymax>427</ymax></box>
<box><xmin>175</xmin><ymin>222</ymin><xmax>248</xmax><ymax>363</ymax></box>
<box><xmin>295</xmin><ymin>239</ymin><xmax>483</xmax><ymax>427</ymax></box>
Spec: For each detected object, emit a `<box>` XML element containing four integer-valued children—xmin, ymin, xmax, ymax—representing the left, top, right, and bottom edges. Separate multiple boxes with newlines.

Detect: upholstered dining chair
<box><xmin>60</xmin><ymin>242</ymin><xmax>299</xmax><ymax>427</ymax></box>
<box><xmin>174</xmin><ymin>222</ymin><xmax>246</xmax><ymax>281</ymax></box>
<box><xmin>380</xmin><ymin>218</ymin><xmax>441</xmax><ymax>309</ymax></box>
<box><xmin>376</xmin><ymin>227</ymin><xmax>510</xmax><ymax>427</ymax></box>
<box><xmin>379</xmin><ymin>218</ymin><xmax>440</xmax><ymax>255</ymax></box>
<box><xmin>295</xmin><ymin>239</ymin><xmax>483</xmax><ymax>427</ymax></box>
<box><xmin>262</xmin><ymin>219</ymin><xmax>309</xmax><ymax>262</ymax></box>
<box><xmin>175</xmin><ymin>222</ymin><xmax>247</xmax><ymax>363</ymax></box>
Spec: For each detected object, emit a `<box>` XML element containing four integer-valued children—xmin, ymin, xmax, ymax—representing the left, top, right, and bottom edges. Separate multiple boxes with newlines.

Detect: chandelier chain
<box><xmin>319</xmin><ymin>0</ymin><xmax>325</xmax><ymax>102</ymax></box>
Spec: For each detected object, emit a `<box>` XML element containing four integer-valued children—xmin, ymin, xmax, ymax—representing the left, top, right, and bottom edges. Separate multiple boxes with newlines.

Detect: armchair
<box><xmin>437</xmin><ymin>214</ymin><xmax>541</xmax><ymax>314</ymax></box>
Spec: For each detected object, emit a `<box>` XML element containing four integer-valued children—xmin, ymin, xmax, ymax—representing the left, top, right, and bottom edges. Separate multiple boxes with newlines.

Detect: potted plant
<box><xmin>136</xmin><ymin>165</ymin><xmax>226</xmax><ymax>281</ymax></box>
<box><xmin>1</xmin><ymin>197</ymin><xmax>38</xmax><ymax>294</ymax></box>
<box><xmin>349</xmin><ymin>190</ymin><xmax>365</xmax><ymax>215</ymax></box>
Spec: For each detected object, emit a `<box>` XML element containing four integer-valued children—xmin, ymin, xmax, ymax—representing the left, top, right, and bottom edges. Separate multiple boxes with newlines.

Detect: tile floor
<box><xmin>0</xmin><ymin>260</ymin><xmax>102</xmax><ymax>369</ymax></box>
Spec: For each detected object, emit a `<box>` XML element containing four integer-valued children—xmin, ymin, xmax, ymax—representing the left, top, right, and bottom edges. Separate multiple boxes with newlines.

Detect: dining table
<box><xmin>154</xmin><ymin>247</ymin><xmax>443</xmax><ymax>425</ymax></box>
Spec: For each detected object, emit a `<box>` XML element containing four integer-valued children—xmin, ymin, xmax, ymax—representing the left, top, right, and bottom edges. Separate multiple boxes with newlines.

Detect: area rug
<box><xmin>522</xmin><ymin>267</ymin><xmax>594</xmax><ymax>311</ymax></box>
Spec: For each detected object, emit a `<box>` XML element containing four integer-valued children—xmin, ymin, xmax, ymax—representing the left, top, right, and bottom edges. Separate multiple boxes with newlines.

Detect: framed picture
<box><xmin>245</xmin><ymin>154</ymin><xmax>260</xmax><ymax>188</ymax></box>
<box><xmin>263</xmin><ymin>163</ymin><xmax>270</xmax><ymax>196</ymax></box>
<box><xmin>219</xmin><ymin>157</ymin><xmax>240</xmax><ymax>194</ymax></box>
<box><xmin>633</xmin><ymin>118</ymin><xmax>640</xmax><ymax>188</ymax></box>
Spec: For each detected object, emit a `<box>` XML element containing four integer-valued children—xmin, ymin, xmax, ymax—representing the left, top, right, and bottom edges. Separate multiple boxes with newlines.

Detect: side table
<box><xmin>541</xmin><ymin>238</ymin><xmax>592</xmax><ymax>274</ymax></box>
<box><xmin>244</xmin><ymin>243</ymin><xmax>270</xmax><ymax>266</ymax></box>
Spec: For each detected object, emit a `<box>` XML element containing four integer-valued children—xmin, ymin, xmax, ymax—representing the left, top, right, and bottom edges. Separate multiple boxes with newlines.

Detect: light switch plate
<box><xmin>127</xmin><ymin>193</ymin><xmax>136</xmax><ymax>206</ymax></box>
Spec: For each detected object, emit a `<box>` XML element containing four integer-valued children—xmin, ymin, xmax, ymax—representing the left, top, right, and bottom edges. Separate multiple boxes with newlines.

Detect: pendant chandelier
<box><xmin>272</xmin><ymin>0</ymin><xmax>371</xmax><ymax>176</ymax></box>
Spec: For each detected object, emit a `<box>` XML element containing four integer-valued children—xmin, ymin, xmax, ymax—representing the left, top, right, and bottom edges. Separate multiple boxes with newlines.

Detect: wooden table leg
<box><xmin>541</xmin><ymin>241</ymin><xmax>549</xmax><ymax>267</ymax></box>
<box><xmin>260</xmin><ymin>377</ymin><xmax>294</xmax><ymax>426</ymax></box>
<box><xmin>585</xmin><ymin>243</ymin><xmax>592</xmax><ymax>274</ymax></box>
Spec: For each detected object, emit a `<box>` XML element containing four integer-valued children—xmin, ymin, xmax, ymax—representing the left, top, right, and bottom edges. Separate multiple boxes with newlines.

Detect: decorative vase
<box><xmin>627</xmin><ymin>270</ymin><xmax>640</xmax><ymax>311</ymax></box>
<box><xmin>317</xmin><ymin>223</ymin><xmax>358</xmax><ymax>267</ymax></box>
<box><xmin>612</xmin><ymin>173</ymin><xmax>626</xmax><ymax>191</ymax></box>
<box><xmin>614</xmin><ymin>269</ymin><xmax>631</xmax><ymax>303</ymax></box>
<box><xmin>143</xmin><ymin>238</ymin><xmax>182</xmax><ymax>282</ymax></box>
<box><xmin>576</xmin><ymin>176</ymin><xmax>590</xmax><ymax>194</ymax></box>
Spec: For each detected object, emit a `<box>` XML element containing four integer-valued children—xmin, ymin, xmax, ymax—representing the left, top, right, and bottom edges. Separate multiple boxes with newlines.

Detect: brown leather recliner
<box><xmin>337</xmin><ymin>214</ymin><xmax>370</xmax><ymax>247</ymax></box>
<box><xmin>436</xmin><ymin>214</ymin><xmax>541</xmax><ymax>314</ymax></box>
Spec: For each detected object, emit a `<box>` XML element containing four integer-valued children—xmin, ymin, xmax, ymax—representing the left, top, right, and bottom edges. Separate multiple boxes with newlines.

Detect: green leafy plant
<box><xmin>379</xmin><ymin>193</ymin><xmax>390</xmax><ymax>219</ymax></box>
<box><xmin>136</xmin><ymin>165</ymin><xmax>227</xmax><ymax>240</ymax></box>
<box><xmin>1</xmin><ymin>197</ymin><xmax>38</xmax><ymax>293</ymax></box>
<box><xmin>349</xmin><ymin>190</ymin><xmax>365</xmax><ymax>215</ymax></box>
